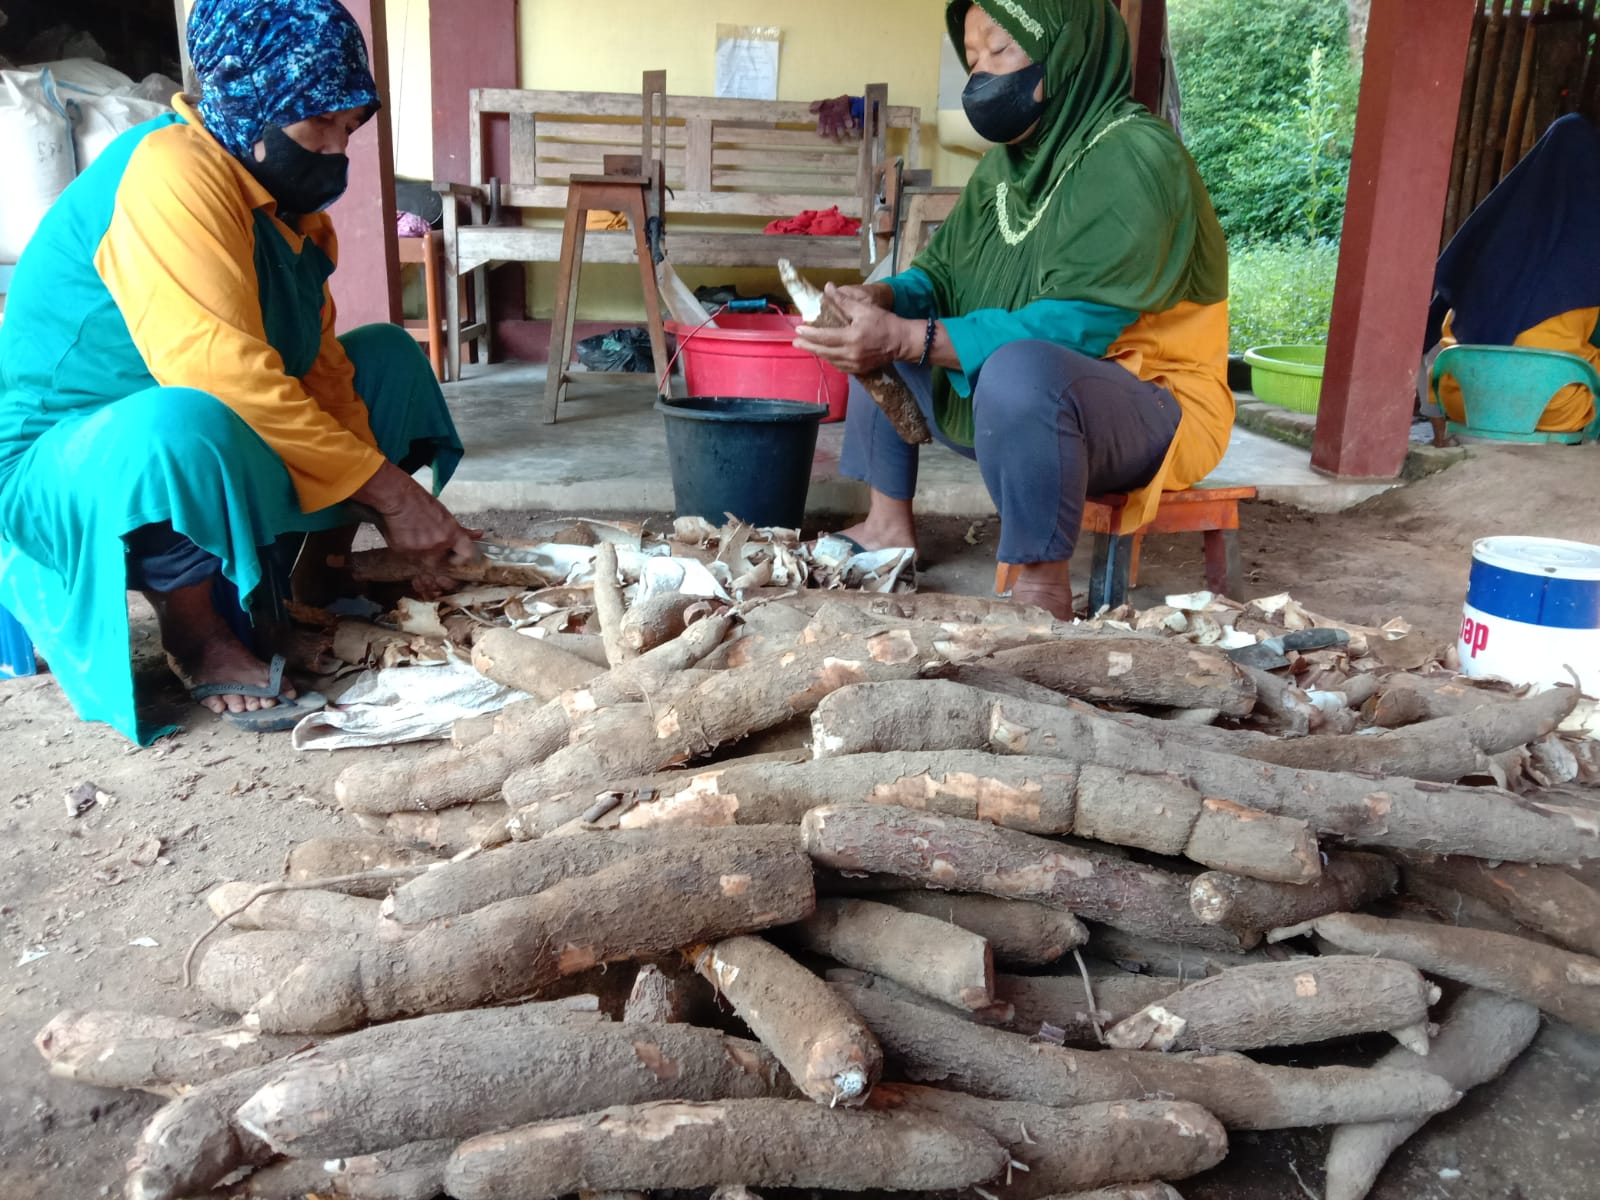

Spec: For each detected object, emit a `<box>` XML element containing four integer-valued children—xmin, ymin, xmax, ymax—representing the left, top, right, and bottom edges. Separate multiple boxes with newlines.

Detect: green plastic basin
<box><xmin>1244</xmin><ymin>344</ymin><xmax>1326</xmax><ymax>414</ymax></box>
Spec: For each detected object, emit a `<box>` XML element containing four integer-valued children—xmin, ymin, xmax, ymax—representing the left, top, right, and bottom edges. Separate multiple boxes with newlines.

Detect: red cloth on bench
<box><xmin>764</xmin><ymin>206</ymin><xmax>861</xmax><ymax>236</ymax></box>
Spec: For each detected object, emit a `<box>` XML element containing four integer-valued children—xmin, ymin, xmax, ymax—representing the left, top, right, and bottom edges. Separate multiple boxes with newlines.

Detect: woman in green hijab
<box><xmin>796</xmin><ymin>0</ymin><xmax>1232</xmax><ymax>618</ymax></box>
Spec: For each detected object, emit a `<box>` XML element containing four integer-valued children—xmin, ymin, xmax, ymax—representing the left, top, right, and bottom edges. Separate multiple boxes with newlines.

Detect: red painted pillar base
<box><xmin>1310</xmin><ymin>0</ymin><xmax>1475</xmax><ymax>479</ymax></box>
<box><xmin>327</xmin><ymin>0</ymin><xmax>402</xmax><ymax>330</ymax></box>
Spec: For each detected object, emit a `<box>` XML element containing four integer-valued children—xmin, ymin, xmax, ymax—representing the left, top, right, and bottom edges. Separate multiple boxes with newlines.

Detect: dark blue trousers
<box><xmin>838</xmin><ymin>340</ymin><xmax>1181</xmax><ymax>563</ymax></box>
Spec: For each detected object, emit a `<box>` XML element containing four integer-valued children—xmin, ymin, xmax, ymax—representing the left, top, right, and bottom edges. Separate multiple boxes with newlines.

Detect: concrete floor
<box><xmin>431</xmin><ymin>363</ymin><xmax>1398</xmax><ymax>516</ymax></box>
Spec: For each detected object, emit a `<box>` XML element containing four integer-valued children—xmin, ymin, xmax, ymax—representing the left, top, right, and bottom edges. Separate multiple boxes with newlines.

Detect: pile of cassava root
<box><xmin>35</xmin><ymin>560</ymin><xmax>1600</xmax><ymax>1200</ymax></box>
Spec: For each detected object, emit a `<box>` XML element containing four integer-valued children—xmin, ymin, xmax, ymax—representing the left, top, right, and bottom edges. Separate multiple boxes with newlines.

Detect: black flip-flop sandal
<box><xmin>190</xmin><ymin>653</ymin><xmax>327</xmax><ymax>733</ymax></box>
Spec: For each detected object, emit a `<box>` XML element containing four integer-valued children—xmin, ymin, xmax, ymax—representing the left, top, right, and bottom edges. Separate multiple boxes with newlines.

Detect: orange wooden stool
<box><xmin>994</xmin><ymin>485</ymin><xmax>1257</xmax><ymax>611</ymax></box>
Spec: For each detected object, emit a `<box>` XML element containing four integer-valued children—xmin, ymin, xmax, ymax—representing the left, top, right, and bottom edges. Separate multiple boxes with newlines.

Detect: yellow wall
<box><xmin>386</xmin><ymin>0</ymin><xmax>435</xmax><ymax>182</ymax></box>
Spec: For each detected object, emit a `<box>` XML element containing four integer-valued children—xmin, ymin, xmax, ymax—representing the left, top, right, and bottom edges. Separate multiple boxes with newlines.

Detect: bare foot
<box><xmin>836</xmin><ymin>489</ymin><xmax>918</xmax><ymax>553</ymax></box>
<box><xmin>144</xmin><ymin>581</ymin><xmax>297</xmax><ymax>715</ymax></box>
<box><xmin>1010</xmin><ymin>561</ymin><xmax>1074</xmax><ymax>621</ymax></box>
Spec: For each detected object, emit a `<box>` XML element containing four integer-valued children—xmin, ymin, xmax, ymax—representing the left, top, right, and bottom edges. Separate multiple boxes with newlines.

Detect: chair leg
<box><xmin>542</xmin><ymin>194</ymin><xmax>588</xmax><ymax>425</ymax></box>
<box><xmin>626</xmin><ymin>192</ymin><xmax>670</xmax><ymax>396</ymax></box>
<box><xmin>1203</xmin><ymin>527</ymin><xmax>1243</xmax><ymax>598</ymax></box>
<box><xmin>444</xmin><ymin>258</ymin><xmax>462</xmax><ymax>385</ymax></box>
<box><xmin>471</xmin><ymin>264</ymin><xmax>491</xmax><ymax>369</ymax></box>
<box><xmin>421</xmin><ymin>232</ymin><xmax>444</xmax><ymax>382</ymax></box>
<box><xmin>1128</xmin><ymin>532</ymin><xmax>1144</xmax><ymax>587</ymax></box>
<box><xmin>1088</xmin><ymin>532</ymin><xmax>1135</xmax><ymax>614</ymax></box>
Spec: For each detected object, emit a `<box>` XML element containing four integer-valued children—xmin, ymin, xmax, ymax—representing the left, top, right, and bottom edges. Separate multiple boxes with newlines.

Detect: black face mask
<box><xmin>962</xmin><ymin>62</ymin><xmax>1047</xmax><ymax>144</ymax></box>
<box><xmin>245</xmin><ymin>124</ymin><xmax>350</xmax><ymax>216</ymax></box>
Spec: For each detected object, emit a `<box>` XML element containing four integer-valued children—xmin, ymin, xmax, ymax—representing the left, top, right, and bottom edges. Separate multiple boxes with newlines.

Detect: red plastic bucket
<box><xmin>664</xmin><ymin>313</ymin><xmax>849</xmax><ymax>422</ymax></box>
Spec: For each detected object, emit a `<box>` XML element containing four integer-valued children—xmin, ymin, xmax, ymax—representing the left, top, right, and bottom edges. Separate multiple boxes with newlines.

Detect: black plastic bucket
<box><xmin>657</xmin><ymin>396</ymin><xmax>824</xmax><ymax>528</ymax></box>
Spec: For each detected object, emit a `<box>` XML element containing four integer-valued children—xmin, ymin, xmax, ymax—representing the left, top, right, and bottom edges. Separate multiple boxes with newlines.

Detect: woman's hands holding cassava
<box><xmin>353</xmin><ymin>460</ymin><xmax>483</xmax><ymax>599</ymax></box>
<box><xmin>794</xmin><ymin>283</ymin><xmax>920</xmax><ymax>375</ymax></box>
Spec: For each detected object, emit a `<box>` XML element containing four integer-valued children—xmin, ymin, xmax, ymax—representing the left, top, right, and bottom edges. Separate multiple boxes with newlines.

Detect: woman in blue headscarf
<box><xmin>0</xmin><ymin>0</ymin><xmax>474</xmax><ymax>740</ymax></box>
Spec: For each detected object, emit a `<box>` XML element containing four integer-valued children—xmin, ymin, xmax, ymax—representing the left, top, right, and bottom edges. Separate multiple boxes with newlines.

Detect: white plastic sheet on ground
<box><xmin>292</xmin><ymin>655</ymin><xmax>529</xmax><ymax>751</ymax></box>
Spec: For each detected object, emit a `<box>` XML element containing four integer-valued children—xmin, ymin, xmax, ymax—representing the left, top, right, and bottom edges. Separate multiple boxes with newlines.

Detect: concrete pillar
<box><xmin>327</xmin><ymin>0</ymin><xmax>403</xmax><ymax>328</ymax></box>
<box><xmin>1310</xmin><ymin>0</ymin><xmax>1475</xmax><ymax>479</ymax></box>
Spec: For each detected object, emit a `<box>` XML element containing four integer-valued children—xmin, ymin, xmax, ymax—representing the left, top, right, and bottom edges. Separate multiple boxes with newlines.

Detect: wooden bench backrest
<box><xmin>469</xmin><ymin>87</ymin><xmax>921</xmax><ymax>221</ymax></box>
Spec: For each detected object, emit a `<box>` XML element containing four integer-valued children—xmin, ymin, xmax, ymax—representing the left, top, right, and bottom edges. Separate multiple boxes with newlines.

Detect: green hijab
<box><xmin>917</xmin><ymin>0</ymin><xmax>1227</xmax><ymax>322</ymax></box>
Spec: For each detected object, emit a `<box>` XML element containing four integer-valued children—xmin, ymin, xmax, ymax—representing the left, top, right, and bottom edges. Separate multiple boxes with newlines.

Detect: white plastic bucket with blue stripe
<box><xmin>1460</xmin><ymin>536</ymin><xmax>1600</xmax><ymax>692</ymax></box>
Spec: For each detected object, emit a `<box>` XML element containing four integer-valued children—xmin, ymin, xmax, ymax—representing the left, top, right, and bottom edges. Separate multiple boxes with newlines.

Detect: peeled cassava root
<box><xmin>793</xmin><ymin>897</ymin><xmax>995</xmax><ymax>1011</ymax></box>
<box><xmin>1276</xmin><ymin>911</ymin><xmax>1600</xmax><ymax>1033</ymax></box>
<box><xmin>873</xmin><ymin>1085</ymin><xmax>1227</xmax><ymax>1198</ymax></box>
<box><xmin>833</xmin><ymin>981</ymin><xmax>1461</xmax><ymax>1131</ymax></box>
<box><xmin>1054</xmin><ymin>1187</ymin><xmax>1187</xmax><ymax>1200</ymax></box>
<box><xmin>234</xmin><ymin>1019</ymin><xmax>790</xmax><ymax>1160</ymax></box>
<box><xmin>616</xmin><ymin>750</ymin><xmax>1320</xmax><ymax>884</ymax></box>
<box><xmin>333</xmin><ymin>612</ymin><xmax>733</xmax><ymax>815</ymax></box>
<box><xmin>198</xmin><ymin>835</ymin><xmax>815</xmax><ymax>1032</ymax></box>
<box><xmin>1188</xmin><ymin>852</ymin><xmax>1399</xmax><ymax>948</ymax></box>
<box><xmin>810</xmin><ymin>680</ymin><xmax>1600</xmax><ymax>863</ymax></box>
<box><xmin>694</xmin><ymin>934</ymin><xmax>881</xmax><ymax>1106</ymax></box>
<box><xmin>443</xmin><ymin>1098</ymin><xmax>1006</xmax><ymax>1200</ymax></box>
<box><xmin>801</xmin><ymin>804</ymin><xmax>1246</xmax><ymax>951</ymax></box>
<box><xmin>1322</xmin><ymin>989</ymin><xmax>1541</xmax><ymax>1200</ymax></box>
<box><xmin>1104</xmin><ymin>956</ymin><xmax>1438</xmax><ymax>1055</ymax></box>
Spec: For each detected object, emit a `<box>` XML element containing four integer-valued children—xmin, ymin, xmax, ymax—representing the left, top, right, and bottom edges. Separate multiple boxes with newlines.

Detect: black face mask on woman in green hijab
<box><xmin>913</xmin><ymin>0</ymin><xmax>1228</xmax><ymax>443</ymax></box>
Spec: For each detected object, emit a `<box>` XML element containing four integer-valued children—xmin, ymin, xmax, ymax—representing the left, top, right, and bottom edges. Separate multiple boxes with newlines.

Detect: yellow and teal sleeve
<box><xmin>92</xmin><ymin>127</ymin><xmax>385</xmax><ymax>512</ymax></box>
<box><xmin>941</xmin><ymin>299</ymin><xmax>1138</xmax><ymax>396</ymax></box>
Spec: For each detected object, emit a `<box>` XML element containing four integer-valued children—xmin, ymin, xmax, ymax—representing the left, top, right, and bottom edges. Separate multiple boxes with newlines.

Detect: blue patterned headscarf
<box><xmin>188</xmin><ymin>0</ymin><xmax>380</xmax><ymax>159</ymax></box>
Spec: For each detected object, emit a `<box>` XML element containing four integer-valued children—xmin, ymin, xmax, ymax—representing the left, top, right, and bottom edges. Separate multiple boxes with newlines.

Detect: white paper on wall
<box><xmin>715</xmin><ymin>24</ymin><xmax>781</xmax><ymax>101</ymax></box>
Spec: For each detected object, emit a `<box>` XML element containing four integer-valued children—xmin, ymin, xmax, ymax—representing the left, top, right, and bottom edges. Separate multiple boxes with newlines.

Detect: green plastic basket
<box><xmin>1243</xmin><ymin>344</ymin><xmax>1326</xmax><ymax>414</ymax></box>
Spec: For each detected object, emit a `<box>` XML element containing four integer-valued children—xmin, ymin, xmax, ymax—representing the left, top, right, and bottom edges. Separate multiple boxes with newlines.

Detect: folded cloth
<box><xmin>764</xmin><ymin>206</ymin><xmax>862</xmax><ymax>236</ymax></box>
<box><xmin>397</xmin><ymin>210</ymin><xmax>432</xmax><ymax>238</ymax></box>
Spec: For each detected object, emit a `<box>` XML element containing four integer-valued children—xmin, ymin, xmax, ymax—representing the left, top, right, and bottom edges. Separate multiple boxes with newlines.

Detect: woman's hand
<box><xmin>829</xmin><ymin>282</ymin><xmax>895</xmax><ymax>311</ymax></box>
<box><xmin>352</xmin><ymin>461</ymin><xmax>483</xmax><ymax>595</ymax></box>
<box><xmin>794</xmin><ymin>284</ymin><xmax>919</xmax><ymax>374</ymax></box>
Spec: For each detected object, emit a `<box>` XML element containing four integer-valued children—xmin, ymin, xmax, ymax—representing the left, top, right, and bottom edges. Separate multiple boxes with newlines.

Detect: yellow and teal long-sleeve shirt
<box><xmin>0</xmin><ymin>94</ymin><xmax>385</xmax><ymax>513</ymax></box>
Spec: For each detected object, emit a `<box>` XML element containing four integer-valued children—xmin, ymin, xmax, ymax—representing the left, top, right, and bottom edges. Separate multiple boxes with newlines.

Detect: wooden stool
<box><xmin>397</xmin><ymin>230</ymin><xmax>445</xmax><ymax>381</ymax></box>
<box><xmin>993</xmin><ymin>485</ymin><xmax>1257</xmax><ymax>612</ymax></box>
<box><xmin>542</xmin><ymin>70</ymin><xmax>669</xmax><ymax>425</ymax></box>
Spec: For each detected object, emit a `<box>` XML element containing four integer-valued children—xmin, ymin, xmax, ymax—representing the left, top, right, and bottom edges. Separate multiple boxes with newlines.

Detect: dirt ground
<box><xmin>2</xmin><ymin>443</ymin><xmax>1598</xmax><ymax>1199</ymax></box>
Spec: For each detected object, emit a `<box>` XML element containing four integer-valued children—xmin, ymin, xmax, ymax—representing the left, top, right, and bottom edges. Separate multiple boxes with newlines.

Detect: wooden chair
<box><xmin>994</xmin><ymin>485</ymin><xmax>1257</xmax><ymax>613</ymax></box>
<box><xmin>436</xmin><ymin>83</ymin><xmax>922</xmax><ymax>377</ymax></box>
<box><xmin>894</xmin><ymin>187</ymin><xmax>962</xmax><ymax>272</ymax></box>
<box><xmin>396</xmin><ymin>230</ymin><xmax>445</xmax><ymax>381</ymax></box>
<box><xmin>542</xmin><ymin>71</ymin><xmax>670</xmax><ymax>425</ymax></box>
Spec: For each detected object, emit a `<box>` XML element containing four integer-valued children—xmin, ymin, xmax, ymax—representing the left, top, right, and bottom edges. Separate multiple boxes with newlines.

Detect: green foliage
<box><xmin>1171</xmin><ymin>0</ymin><xmax>1359</xmax><ymax>243</ymax></box>
<box><xmin>1228</xmin><ymin>239</ymin><xmax>1341</xmax><ymax>353</ymax></box>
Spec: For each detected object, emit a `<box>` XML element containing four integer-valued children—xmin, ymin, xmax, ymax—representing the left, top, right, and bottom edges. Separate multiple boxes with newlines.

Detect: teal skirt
<box><xmin>0</xmin><ymin>323</ymin><xmax>463</xmax><ymax>743</ymax></box>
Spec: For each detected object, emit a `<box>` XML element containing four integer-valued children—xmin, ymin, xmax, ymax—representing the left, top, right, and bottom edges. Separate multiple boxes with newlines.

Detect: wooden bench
<box><xmin>436</xmin><ymin>85</ymin><xmax>921</xmax><ymax>368</ymax></box>
<box><xmin>994</xmin><ymin>486</ymin><xmax>1257</xmax><ymax>613</ymax></box>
